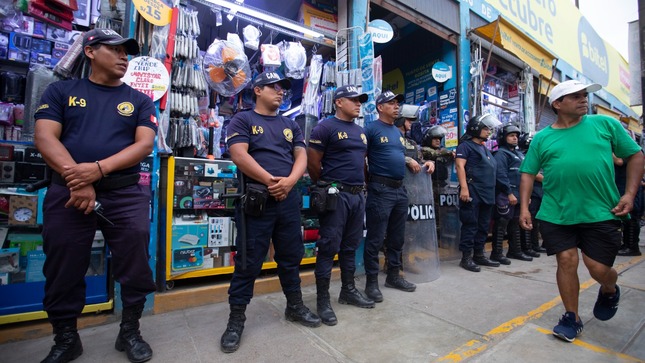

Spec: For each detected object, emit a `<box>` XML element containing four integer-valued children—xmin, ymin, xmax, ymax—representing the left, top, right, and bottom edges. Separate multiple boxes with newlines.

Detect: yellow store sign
<box><xmin>476</xmin><ymin>0</ymin><xmax>631</xmax><ymax>107</ymax></box>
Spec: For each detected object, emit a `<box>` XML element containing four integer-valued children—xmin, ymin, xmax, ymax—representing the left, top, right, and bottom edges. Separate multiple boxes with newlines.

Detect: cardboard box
<box><xmin>8</xmin><ymin>233</ymin><xmax>43</xmax><ymax>267</ymax></box>
<box><xmin>32</xmin><ymin>20</ymin><xmax>47</xmax><ymax>39</ymax></box>
<box><xmin>8</xmin><ymin>32</ymin><xmax>31</xmax><ymax>63</ymax></box>
<box><xmin>25</xmin><ymin>250</ymin><xmax>46</xmax><ymax>282</ymax></box>
<box><xmin>0</xmin><ymin>247</ymin><xmax>20</xmax><ymax>273</ymax></box>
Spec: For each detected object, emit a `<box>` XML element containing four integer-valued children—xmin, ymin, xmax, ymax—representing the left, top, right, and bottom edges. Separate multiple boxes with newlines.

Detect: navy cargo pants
<box><xmin>458</xmin><ymin>190</ymin><xmax>493</xmax><ymax>252</ymax></box>
<box><xmin>228</xmin><ymin>190</ymin><xmax>304</xmax><ymax>305</ymax></box>
<box><xmin>42</xmin><ymin>183</ymin><xmax>156</xmax><ymax>322</ymax></box>
<box><xmin>364</xmin><ymin>182</ymin><xmax>408</xmax><ymax>276</ymax></box>
<box><xmin>314</xmin><ymin>191</ymin><xmax>365</xmax><ymax>279</ymax></box>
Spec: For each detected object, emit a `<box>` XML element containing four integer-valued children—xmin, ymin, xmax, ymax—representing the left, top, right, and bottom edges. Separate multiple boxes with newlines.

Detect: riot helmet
<box><xmin>496</xmin><ymin>123</ymin><xmax>521</xmax><ymax>146</ymax></box>
<box><xmin>466</xmin><ymin>113</ymin><xmax>502</xmax><ymax>139</ymax></box>
<box><xmin>394</xmin><ymin>104</ymin><xmax>420</xmax><ymax>127</ymax></box>
<box><xmin>519</xmin><ymin>133</ymin><xmax>532</xmax><ymax>152</ymax></box>
<box><xmin>422</xmin><ymin>125</ymin><xmax>448</xmax><ymax>147</ymax></box>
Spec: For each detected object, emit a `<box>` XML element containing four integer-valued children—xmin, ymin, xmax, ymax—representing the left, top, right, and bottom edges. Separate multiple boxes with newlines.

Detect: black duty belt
<box><xmin>52</xmin><ymin>172</ymin><xmax>140</xmax><ymax>191</ymax></box>
<box><xmin>368</xmin><ymin>174</ymin><xmax>403</xmax><ymax>188</ymax></box>
<box><xmin>338</xmin><ymin>183</ymin><xmax>364</xmax><ymax>194</ymax></box>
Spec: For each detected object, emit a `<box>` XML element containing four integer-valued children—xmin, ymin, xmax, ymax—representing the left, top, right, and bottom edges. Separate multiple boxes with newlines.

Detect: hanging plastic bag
<box><xmin>261</xmin><ymin>43</ymin><xmax>281</xmax><ymax>67</ymax></box>
<box><xmin>282</xmin><ymin>41</ymin><xmax>306</xmax><ymax>79</ymax></box>
<box><xmin>243</xmin><ymin>25</ymin><xmax>261</xmax><ymax>50</ymax></box>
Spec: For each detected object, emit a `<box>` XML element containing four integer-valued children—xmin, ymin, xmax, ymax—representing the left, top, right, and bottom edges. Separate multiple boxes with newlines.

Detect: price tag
<box><xmin>132</xmin><ymin>0</ymin><xmax>172</xmax><ymax>26</ymax></box>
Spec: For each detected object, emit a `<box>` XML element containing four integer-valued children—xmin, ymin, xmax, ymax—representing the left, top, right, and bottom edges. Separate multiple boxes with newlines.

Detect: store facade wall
<box><xmin>466</xmin><ymin>0</ymin><xmax>639</xmax><ymax>128</ymax></box>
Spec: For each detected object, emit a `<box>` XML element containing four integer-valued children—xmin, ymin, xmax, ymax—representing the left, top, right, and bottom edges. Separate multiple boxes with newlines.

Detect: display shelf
<box><xmin>164</xmin><ymin>156</ymin><xmax>319</xmax><ymax>284</ymax></box>
<box><xmin>0</xmin><ymin>300</ymin><xmax>114</xmax><ymax>325</ymax></box>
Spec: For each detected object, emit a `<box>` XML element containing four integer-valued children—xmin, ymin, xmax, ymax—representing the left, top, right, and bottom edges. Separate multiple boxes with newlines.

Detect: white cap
<box><xmin>549</xmin><ymin>80</ymin><xmax>602</xmax><ymax>105</ymax></box>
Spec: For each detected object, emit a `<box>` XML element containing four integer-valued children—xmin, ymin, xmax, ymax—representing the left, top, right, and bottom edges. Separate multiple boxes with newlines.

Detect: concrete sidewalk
<box><xmin>1</xmin><ymin>243</ymin><xmax>643</xmax><ymax>363</ymax></box>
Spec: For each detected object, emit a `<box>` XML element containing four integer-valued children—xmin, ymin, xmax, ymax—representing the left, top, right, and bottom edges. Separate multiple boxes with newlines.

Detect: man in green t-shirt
<box><xmin>519</xmin><ymin>80</ymin><xmax>643</xmax><ymax>343</ymax></box>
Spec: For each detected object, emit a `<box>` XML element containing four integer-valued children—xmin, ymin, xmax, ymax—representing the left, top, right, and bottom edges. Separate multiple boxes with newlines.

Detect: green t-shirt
<box><xmin>520</xmin><ymin>115</ymin><xmax>642</xmax><ymax>225</ymax></box>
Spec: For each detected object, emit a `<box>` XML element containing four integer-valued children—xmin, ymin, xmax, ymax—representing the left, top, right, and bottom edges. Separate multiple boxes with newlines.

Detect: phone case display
<box><xmin>0</xmin><ymin>228</ymin><xmax>108</xmax><ymax>318</ymax></box>
<box><xmin>166</xmin><ymin>157</ymin><xmax>238</xmax><ymax>280</ymax></box>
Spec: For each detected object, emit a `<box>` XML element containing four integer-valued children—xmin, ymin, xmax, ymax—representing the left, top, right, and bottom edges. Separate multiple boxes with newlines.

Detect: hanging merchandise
<box><xmin>321</xmin><ymin>60</ymin><xmax>336</xmax><ymax>86</ymax></box>
<box><xmin>301</xmin><ymin>54</ymin><xmax>323</xmax><ymax>117</ymax></box>
<box><xmin>359</xmin><ymin>32</ymin><xmax>377</xmax><ymax>124</ymax></box>
<box><xmin>243</xmin><ymin>24</ymin><xmax>261</xmax><ymax>50</ymax></box>
<box><xmin>202</xmin><ymin>39</ymin><xmax>250</xmax><ymax>97</ymax></box>
<box><xmin>260</xmin><ymin>43</ymin><xmax>281</xmax><ymax>67</ymax></box>
<box><xmin>281</xmin><ymin>41</ymin><xmax>306</xmax><ymax>79</ymax></box>
<box><xmin>373</xmin><ymin>56</ymin><xmax>382</xmax><ymax>98</ymax></box>
<box><xmin>226</xmin><ymin>33</ymin><xmax>244</xmax><ymax>53</ymax></box>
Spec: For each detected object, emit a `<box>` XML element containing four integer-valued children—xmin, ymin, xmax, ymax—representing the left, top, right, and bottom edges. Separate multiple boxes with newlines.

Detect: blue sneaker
<box><xmin>593</xmin><ymin>285</ymin><xmax>620</xmax><ymax>321</ymax></box>
<box><xmin>552</xmin><ymin>312</ymin><xmax>584</xmax><ymax>342</ymax></box>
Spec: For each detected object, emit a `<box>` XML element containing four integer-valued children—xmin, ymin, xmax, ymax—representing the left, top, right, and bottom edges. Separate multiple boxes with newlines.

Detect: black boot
<box><xmin>41</xmin><ymin>319</ymin><xmax>83</xmax><ymax>363</ymax></box>
<box><xmin>473</xmin><ymin>249</ymin><xmax>500</xmax><ymax>267</ymax></box>
<box><xmin>459</xmin><ymin>250</ymin><xmax>480</xmax><ymax>272</ymax></box>
<box><xmin>521</xmin><ymin>227</ymin><xmax>540</xmax><ymax>258</ymax></box>
<box><xmin>339</xmin><ymin>272</ymin><xmax>375</xmax><ymax>308</ymax></box>
<box><xmin>618</xmin><ymin>219</ymin><xmax>642</xmax><ymax>256</ymax></box>
<box><xmin>365</xmin><ymin>274</ymin><xmax>383</xmax><ymax>302</ymax></box>
<box><xmin>530</xmin><ymin>220</ymin><xmax>546</xmax><ymax>253</ymax></box>
<box><xmin>385</xmin><ymin>267</ymin><xmax>416</xmax><ymax>292</ymax></box>
<box><xmin>285</xmin><ymin>291</ymin><xmax>322</xmax><ymax>328</ymax></box>
<box><xmin>115</xmin><ymin>304</ymin><xmax>153</xmax><ymax>363</ymax></box>
<box><xmin>220</xmin><ymin>304</ymin><xmax>246</xmax><ymax>353</ymax></box>
<box><xmin>490</xmin><ymin>219</ymin><xmax>511</xmax><ymax>265</ymax></box>
<box><xmin>316</xmin><ymin>278</ymin><xmax>337</xmax><ymax>326</ymax></box>
<box><xmin>507</xmin><ymin>223</ymin><xmax>533</xmax><ymax>261</ymax></box>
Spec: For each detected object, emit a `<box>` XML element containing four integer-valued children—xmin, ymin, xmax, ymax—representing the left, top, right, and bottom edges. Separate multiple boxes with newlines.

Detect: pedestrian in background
<box><xmin>307</xmin><ymin>85</ymin><xmax>375</xmax><ymax>326</ymax></box>
<box><xmin>519</xmin><ymin>80</ymin><xmax>644</xmax><ymax>343</ymax></box>
<box><xmin>35</xmin><ymin>29</ymin><xmax>157</xmax><ymax>363</ymax></box>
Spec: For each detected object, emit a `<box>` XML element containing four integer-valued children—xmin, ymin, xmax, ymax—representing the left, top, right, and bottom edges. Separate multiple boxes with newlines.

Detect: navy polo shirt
<box><xmin>35</xmin><ymin>79</ymin><xmax>157</xmax><ymax>174</ymax></box>
<box><xmin>227</xmin><ymin>110</ymin><xmax>305</xmax><ymax>178</ymax></box>
<box><xmin>308</xmin><ymin>117</ymin><xmax>367</xmax><ymax>185</ymax></box>
<box><xmin>456</xmin><ymin>139</ymin><xmax>497</xmax><ymax>203</ymax></box>
<box><xmin>365</xmin><ymin>119</ymin><xmax>406</xmax><ymax>180</ymax></box>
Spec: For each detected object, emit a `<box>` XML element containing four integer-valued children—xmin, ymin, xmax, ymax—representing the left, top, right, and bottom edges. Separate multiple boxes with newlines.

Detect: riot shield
<box><xmin>402</xmin><ymin>166</ymin><xmax>440</xmax><ymax>283</ymax></box>
<box><xmin>435</xmin><ymin>184</ymin><xmax>461</xmax><ymax>260</ymax></box>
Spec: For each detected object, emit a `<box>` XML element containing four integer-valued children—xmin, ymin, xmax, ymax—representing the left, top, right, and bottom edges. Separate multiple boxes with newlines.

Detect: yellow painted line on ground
<box><xmin>436</xmin><ymin>256</ymin><xmax>644</xmax><ymax>362</ymax></box>
<box><xmin>534</xmin><ymin>326</ymin><xmax>643</xmax><ymax>362</ymax></box>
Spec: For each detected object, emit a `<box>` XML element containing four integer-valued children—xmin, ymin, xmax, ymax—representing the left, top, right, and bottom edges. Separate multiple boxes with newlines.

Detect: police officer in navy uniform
<box><xmin>363</xmin><ymin>91</ymin><xmax>420</xmax><ymax>303</ymax></box>
<box><xmin>455</xmin><ymin>114</ymin><xmax>502</xmax><ymax>272</ymax></box>
<box><xmin>307</xmin><ymin>85</ymin><xmax>375</xmax><ymax>326</ymax></box>
<box><xmin>221</xmin><ymin>71</ymin><xmax>320</xmax><ymax>353</ymax></box>
<box><xmin>35</xmin><ymin>29</ymin><xmax>157</xmax><ymax>363</ymax></box>
<box><xmin>491</xmin><ymin>124</ymin><xmax>534</xmax><ymax>265</ymax></box>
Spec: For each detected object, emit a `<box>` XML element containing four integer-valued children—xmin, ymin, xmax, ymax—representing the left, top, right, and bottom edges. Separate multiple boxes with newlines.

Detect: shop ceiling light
<box><xmin>206</xmin><ymin>0</ymin><xmax>325</xmax><ymax>39</ymax></box>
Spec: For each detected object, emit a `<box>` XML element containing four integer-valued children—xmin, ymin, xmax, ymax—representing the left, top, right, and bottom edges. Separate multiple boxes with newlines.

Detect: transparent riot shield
<box><xmin>402</xmin><ymin>167</ymin><xmax>440</xmax><ymax>283</ymax></box>
<box><xmin>435</xmin><ymin>184</ymin><xmax>461</xmax><ymax>260</ymax></box>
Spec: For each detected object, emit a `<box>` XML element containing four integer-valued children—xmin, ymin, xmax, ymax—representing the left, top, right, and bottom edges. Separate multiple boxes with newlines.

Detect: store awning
<box><xmin>537</xmin><ymin>76</ymin><xmax>559</xmax><ymax>96</ymax></box>
<box><xmin>472</xmin><ymin>16</ymin><xmax>557</xmax><ymax>78</ymax></box>
<box><xmin>594</xmin><ymin>104</ymin><xmax>622</xmax><ymax>120</ymax></box>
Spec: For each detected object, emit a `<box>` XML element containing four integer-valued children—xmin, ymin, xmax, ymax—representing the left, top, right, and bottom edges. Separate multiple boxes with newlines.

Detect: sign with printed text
<box><xmin>132</xmin><ymin>0</ymin><xmax>172</xmax><ymax>26</ymax></box>
<box><xmin>468</xmin><ymin>0</ymin><xmax>633</xmax><ymax>110</ymax></box>
<box><xmin>122</xmin><ymin>56</ymin><xmax>170</xmax><ymax>101</ymax></box>
<box><xmin>368</xmin><ymin>19</ymin><xmax>394</xmax><ymax>44</ymax></box>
